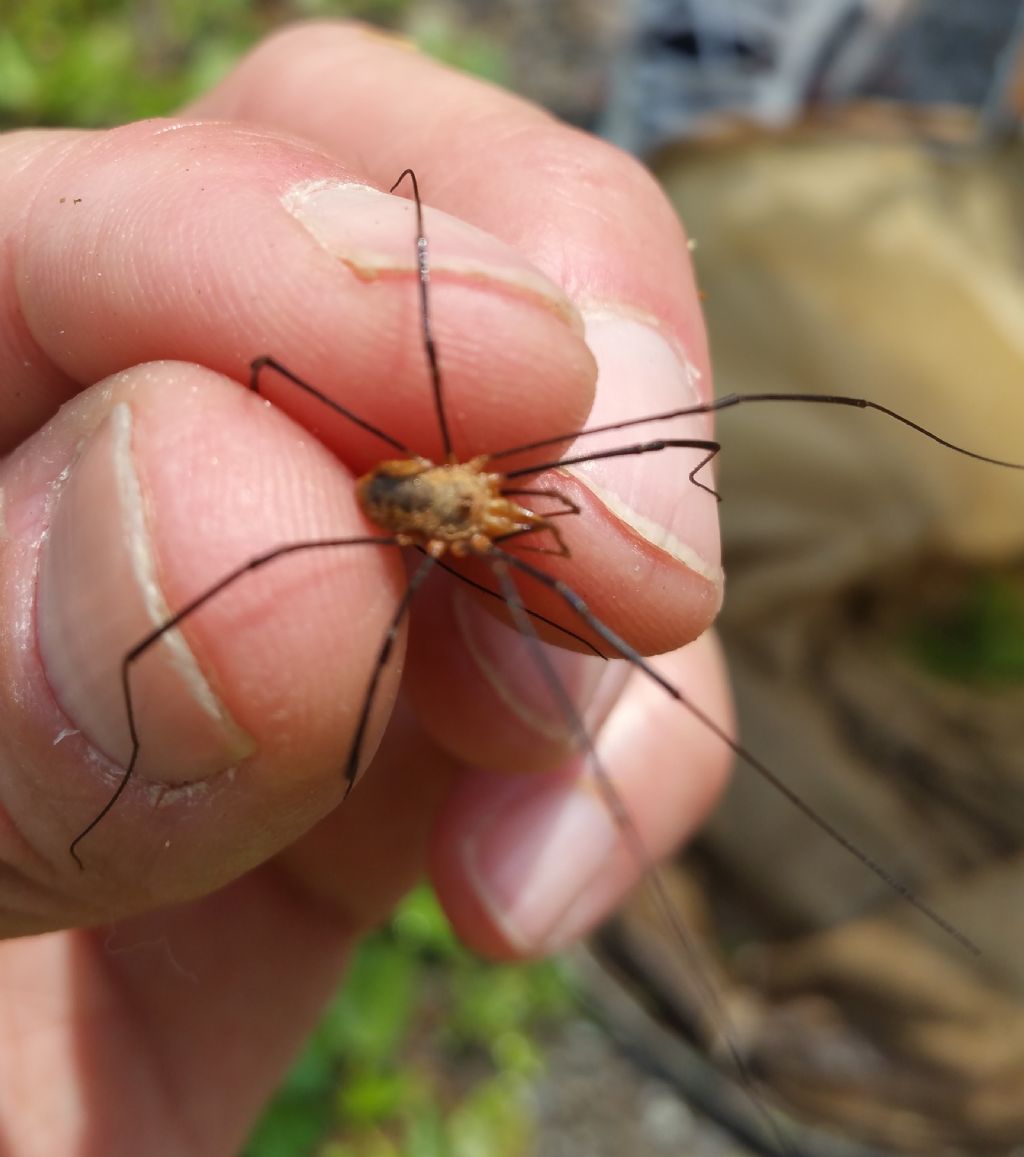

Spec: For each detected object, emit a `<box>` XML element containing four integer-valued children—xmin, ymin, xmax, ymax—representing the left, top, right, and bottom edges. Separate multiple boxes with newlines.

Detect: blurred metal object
<box><xmin>603</xmin><ymin>0</ymin><xmax>1024</xmax><ymax>152</ymax></box>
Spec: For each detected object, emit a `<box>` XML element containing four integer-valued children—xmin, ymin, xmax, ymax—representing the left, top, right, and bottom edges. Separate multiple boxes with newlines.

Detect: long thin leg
<box><xmin>249</xmin><ymin>356</ymin><xmax>410</xmax><ymax>455</ymax></box>
<box><xmin>69</xmin><ymin>534</ymin><xmax>399</xmax><ymax>867</ymax></box>
<box><xmin>493</xmin><ymin>523</ymin><xmax>574</xmax><ymax>558</ymax></box>
<box><xmin>689</xmin><ymin>446</ymin><xmax>722</xmax><ymax>499</ymax></box>
<box><xmin>490</xmin><ymin>547</ymin><xmax>979</xmax><ymax>957</ymax></box>
<box><xmin>487</xmin><ymin>556</ymin><xmax>792</xmax><ymax>1156</ymax></box>
<box><xmin>498</xmin><ymin>487</ymin><xmax>582</xmax><ymax>552</ymax></box>
<box><xmin>389</xmin><ymin>169</ymin><xmax>454</xmax><ymax>460</ymax></box>
<box><xmin>425</xmin><ymin>552</ymin><xmax>606</xmax><ymax>657</ymax></box>
<box><xmin>490</xmin><ymin>392</ymin><xmax>1024</xmax><ymax>473</ymax></box>
<box><xmin>499</xmin><ymin>488</ymin><xmax>581</xmax><ymax>517</ymax></box>
<box><xmin>504</xmin><ymin>438</ymin><xmax>724</xmax><ymax>499</ymax></box>
<box><xmin>342</xmin><ymin>552</ymin><xmax>437</xmax><ymax>796</ymax></box>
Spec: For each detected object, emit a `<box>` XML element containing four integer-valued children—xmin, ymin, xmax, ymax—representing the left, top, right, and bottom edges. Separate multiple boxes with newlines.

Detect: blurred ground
<box><xmin>534</xmin><ymin>1001</ymin><xmax>749</xmax><ymax>1157</ymax></box>
<box><xmin>599</xmin><ymin>124</ymin><xmax>1024</xmax><ymax>1157</ymax></box>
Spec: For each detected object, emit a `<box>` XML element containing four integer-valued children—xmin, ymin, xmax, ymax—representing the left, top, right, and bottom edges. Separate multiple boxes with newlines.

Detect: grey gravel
<box><xmin>533</xmin><ymin>1016</ymin><xmax>756</xmax><ymax>1157</ymax></box>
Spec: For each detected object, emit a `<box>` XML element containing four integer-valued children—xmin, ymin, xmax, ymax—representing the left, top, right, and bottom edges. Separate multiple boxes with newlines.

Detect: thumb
<box><xmin>3</xmin><ymin>361</ymin><xmax>399</xmax><ymax>928</ymax></box>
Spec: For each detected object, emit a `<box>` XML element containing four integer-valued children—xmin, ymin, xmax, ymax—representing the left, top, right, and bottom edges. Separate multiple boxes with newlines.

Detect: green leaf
<box><xmin>908</xmin><ymin>572</ymin><xmax>1024</xmax><ymax>685</ymax></box>
<box><xmin>447</xmin><ymin>1075</ymin><xmax>534</xmax><ymax>1157</ymax></box>
<box><xmin>391</xmin><ymin>885</ymin><xmax>460</xmax><ymax>959</ymax></box>
<box><xmin>323</xmin><ymin>939</ymin><xmax>418</xmax><ymax>1065</ymax></box>
<box><xmin>245</xmin><ymin>1090</ymin><xmax>331</xmax><ymax>1157</ymax></box>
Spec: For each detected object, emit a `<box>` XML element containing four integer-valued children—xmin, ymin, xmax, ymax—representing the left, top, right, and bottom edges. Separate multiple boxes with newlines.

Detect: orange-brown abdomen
<box><xmin>356</xmin><ymin>456</ymin><xmax>553</xmax><ymax>558</ymax></box>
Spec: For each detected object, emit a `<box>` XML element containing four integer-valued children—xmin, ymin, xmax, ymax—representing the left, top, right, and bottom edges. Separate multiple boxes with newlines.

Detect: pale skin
<box><xmin>0</xmin><ymin>23</ymin><xmax>732</xmax><ymax>1156</ymax></box>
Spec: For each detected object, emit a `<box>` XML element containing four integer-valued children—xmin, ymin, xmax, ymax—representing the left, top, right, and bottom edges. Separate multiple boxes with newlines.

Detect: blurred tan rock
<box><xmin>604</xmin><ymin>118</ymin><xmax>1024</xmax><ymax>1155</ymax></box>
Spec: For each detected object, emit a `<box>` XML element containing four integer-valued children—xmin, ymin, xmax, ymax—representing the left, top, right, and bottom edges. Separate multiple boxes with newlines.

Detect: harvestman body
<box><xmin>357</xmin><ymin>455</ymin><xmax>567</xmax><ymax>560</ymax></box>
<box><xmin>68</xmin><ymin>168</ymin><xmax>1024</xmax><ymax>1148</ymax></box>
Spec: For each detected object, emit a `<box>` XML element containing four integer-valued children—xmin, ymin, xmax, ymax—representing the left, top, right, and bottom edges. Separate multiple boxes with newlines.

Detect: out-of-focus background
<box><xmin>5</xmin><ymin>3</ymin><xmax>1024</xmax><ymax>1156</ymax></box>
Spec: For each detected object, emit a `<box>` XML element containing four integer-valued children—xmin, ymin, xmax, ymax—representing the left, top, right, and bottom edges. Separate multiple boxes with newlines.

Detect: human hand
<box><xmin>0</xmin><ymin>23</ymin><xmax>731</xmax><ymax>1154</ymax></box>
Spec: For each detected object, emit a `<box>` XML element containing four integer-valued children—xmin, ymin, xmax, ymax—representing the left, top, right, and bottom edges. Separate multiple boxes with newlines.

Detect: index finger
<box><xmin>191</xmin><ymin>22</ymin><xmax>723</xmax><ymax>653</ymax></box>
<box><xmin>189</xmin><ymin>24</ymin><xmax>708</xmax><ymax>367</ymax></box>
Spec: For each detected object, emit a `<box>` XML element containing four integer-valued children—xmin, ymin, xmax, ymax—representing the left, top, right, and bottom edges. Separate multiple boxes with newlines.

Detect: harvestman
<box><xmin>68</xmin><ymin>167</ymin><xmax>1024</xmax><ymax>1138</ymax></box>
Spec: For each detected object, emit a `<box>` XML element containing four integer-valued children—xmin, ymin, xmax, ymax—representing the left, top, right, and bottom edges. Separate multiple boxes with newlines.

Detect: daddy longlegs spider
<box><xmin>68</xmin><ymin>169</ymin><xmax>1024</xmax><ymax>1150</ymax></box>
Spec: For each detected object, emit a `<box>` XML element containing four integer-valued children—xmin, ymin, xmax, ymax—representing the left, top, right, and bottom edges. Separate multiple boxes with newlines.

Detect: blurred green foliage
<box><xmin>908</xmin><ymin>571</ymin><xmax>1024</xmax><ymax>686</ymax></box>
<box><xmin>245</xmin><ymin>886</ymin><xmax>577</xmax><ymax>1157</ymax></box>
<box><xmin>0</xmin><ymin>0</ymin><xmax>506</xmax><ymax>130</ymax></box>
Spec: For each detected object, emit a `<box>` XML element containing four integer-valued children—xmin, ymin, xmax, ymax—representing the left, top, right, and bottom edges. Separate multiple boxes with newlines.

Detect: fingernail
<box><xmin>37</xmin><ymin>404</ymin><xmax>255</xmax><ymax>781</ymax></box>
<box><xmin>569</xmin><ymin>310</ymin><xmax>723</xmax><ymax>585</ymax></box>
<box><xmin>463</xmin><ymin>770</ymin><xmax>623</xmax><ymax>952</ymax></box>
<box><xmin>282</xmin><ymin>179</ymin><xmax>580</xmax><ymax>330</ymax></box>
<box><xmin>452</xmin><ymin>585</ymin><xmax>621</xmax><ymax>744</ymax></box>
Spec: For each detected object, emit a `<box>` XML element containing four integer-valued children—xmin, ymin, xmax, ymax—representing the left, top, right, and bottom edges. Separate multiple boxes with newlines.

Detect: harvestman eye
<box><xmin>68</xmin><ymin>167</ymin><xmax>1024</xmax><ymax>1150</ymax></box>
